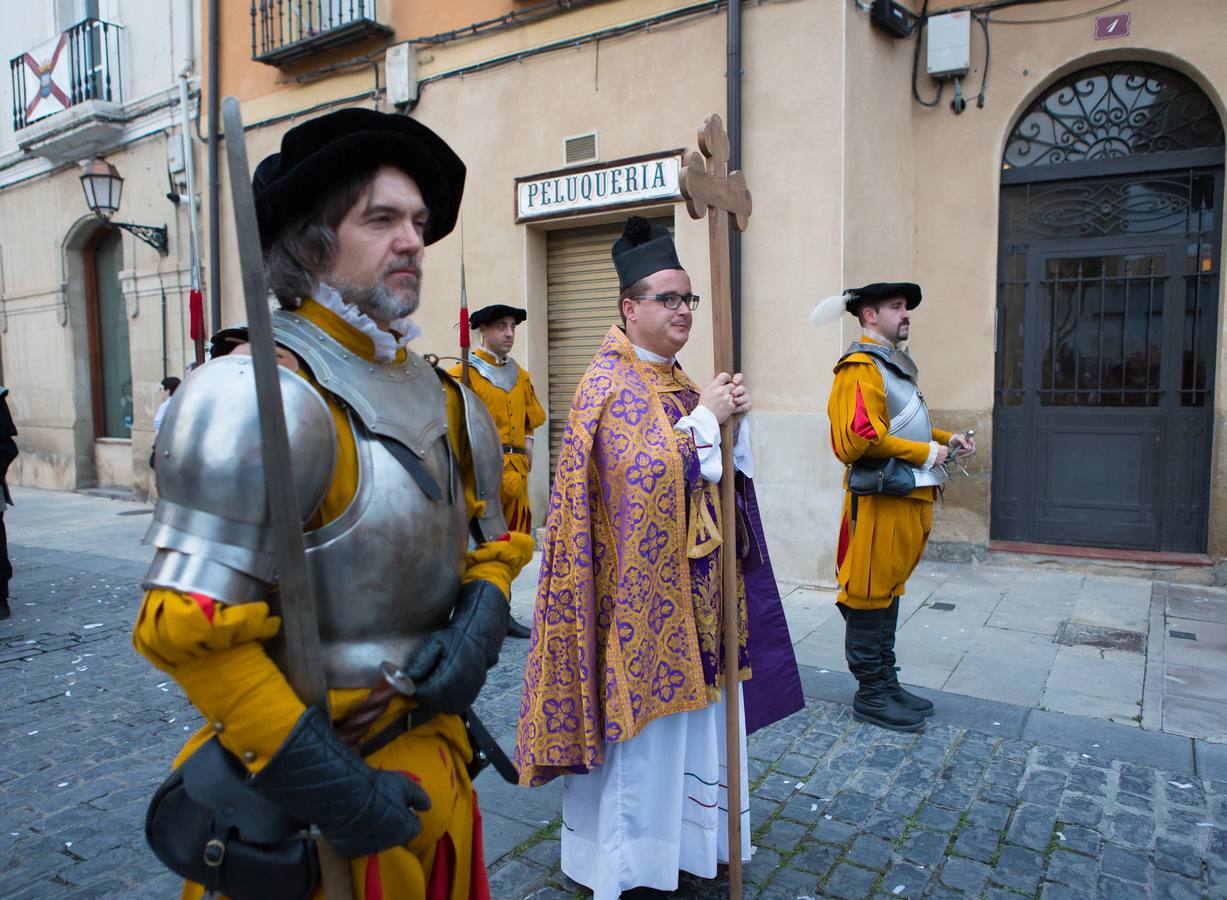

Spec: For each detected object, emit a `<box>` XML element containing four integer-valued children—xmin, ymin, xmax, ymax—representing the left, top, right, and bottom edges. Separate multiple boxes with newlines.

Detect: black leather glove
<box><xmin>404</xmin><ymin>579</ymin><xmax>509</xmax><ymax>715</ymax></box>
<box><xmin>249</xmin><ymin>705</ymin><xmax>430</xmax><ymax>859</ymax></box>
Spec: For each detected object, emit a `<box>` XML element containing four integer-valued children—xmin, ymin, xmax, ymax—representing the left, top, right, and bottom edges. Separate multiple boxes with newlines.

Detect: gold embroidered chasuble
<box><xmin>515</xmin><ymin>326</ymin><xmax>749</xmax><ymax>787</ymax></box>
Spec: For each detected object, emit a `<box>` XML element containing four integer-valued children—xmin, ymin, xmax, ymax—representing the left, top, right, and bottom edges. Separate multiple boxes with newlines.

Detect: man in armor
<box><xmin>824</xmin><ymin>282</ymin><xmax>973</xmax><ymax>732</ymax></box>
<box><xmin>448</xmin><ymin>304</ymin><xmax>546</xmax><ymax>639</ymax></box>
<box><xmin>133</xmin><ymin>108</ymin><xmax>534</xmax><ymax>898</ymax></box>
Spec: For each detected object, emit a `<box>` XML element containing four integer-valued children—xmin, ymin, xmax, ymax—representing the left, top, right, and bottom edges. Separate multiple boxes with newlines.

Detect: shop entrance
<box><xmin>544</xmin><ymin>217</ymin><xmax>672</xmax><ymax>478</ymax></box>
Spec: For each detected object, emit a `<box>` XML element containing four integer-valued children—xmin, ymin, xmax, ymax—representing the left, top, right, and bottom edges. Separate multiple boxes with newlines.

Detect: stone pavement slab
<box><xmin>1</xmin><ymin>486</ymin><xmax>1224</xmax><ymax>899</ymax></box>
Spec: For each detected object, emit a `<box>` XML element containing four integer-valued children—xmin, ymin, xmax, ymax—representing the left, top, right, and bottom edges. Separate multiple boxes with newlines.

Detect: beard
<box><xmin>335</xmin><ymin>258</ymin><xmax>421</xmax><ymax>323</ymax></box>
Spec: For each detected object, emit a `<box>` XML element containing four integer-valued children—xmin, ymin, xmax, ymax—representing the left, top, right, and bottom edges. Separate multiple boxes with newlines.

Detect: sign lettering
<box><xmin>516</xmin><ymin>153</ymin><xmax>682</xmax><ymax>221</ymax></box>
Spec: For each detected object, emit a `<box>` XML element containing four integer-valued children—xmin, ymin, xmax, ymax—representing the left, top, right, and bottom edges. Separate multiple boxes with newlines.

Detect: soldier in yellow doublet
<box><xmin>134</xmin><ymin>109</ymin><xmax>533</xmax><ymax>900</ymax></box>
<box><xmin>819</xmin><ymin>282</ymin><xmax>973</xmax><ymax>733</ymax></box>
<box><xmin>449</xmin><ymin>304</ymin><xmax>545</xmax><ymax>639</ymax></box>
<box><xmin>447</xmin><ymin>304</ymin><xmax>546</xmax><ymax>536</ymax></box>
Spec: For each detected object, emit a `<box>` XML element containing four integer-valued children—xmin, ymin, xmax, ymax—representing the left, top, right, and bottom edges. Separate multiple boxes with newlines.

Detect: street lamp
<box><xmin>79</xmin><ymin>157</ymin><xmax>169</xmax><ymax>256</ymax></box>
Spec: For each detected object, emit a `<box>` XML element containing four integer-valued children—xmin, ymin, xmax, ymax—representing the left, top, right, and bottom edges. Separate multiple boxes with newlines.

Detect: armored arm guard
<box><xmin>437</xmin><ymin>369</ymin><xmax>507</xmax><ymax>543</ymax></box>
<box><xmin>143</xmin><ymin>356</ymin><xmax>338</xmax><ymax>603</ymax></box>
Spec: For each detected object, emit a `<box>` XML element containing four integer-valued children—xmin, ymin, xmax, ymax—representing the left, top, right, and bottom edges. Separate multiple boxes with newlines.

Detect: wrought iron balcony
<box><xmin>251</xmin><ymin>1</ymin><xmax>393</xmax><ymax>67</ymax></box>
<box><xmin>9</xmin><ymin>18</ymin><xmax>123</xmax><ymax>132</ymax></box>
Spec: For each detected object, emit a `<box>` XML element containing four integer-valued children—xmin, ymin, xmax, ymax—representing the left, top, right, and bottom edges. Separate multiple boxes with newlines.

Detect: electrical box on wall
<box><xmin>385</xmin><ymin>42</ymin><xmax>418</xmax><ymax>108</ymax></box>
<box><xmin>927</xmin><ymin>11</ymin><xmax>970</xmax><ymax>79</ymax></box>
<box><xmin>870</xmin><ymin>0</ymin><xmax>914</xmax><ymax>39</ymax></box>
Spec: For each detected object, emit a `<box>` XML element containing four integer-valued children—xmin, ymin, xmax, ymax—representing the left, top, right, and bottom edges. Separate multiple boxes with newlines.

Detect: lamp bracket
<box><xmin>112</xmin><ymin>221</ymin><xmax>169</xmax><ymax>256</ymax></box>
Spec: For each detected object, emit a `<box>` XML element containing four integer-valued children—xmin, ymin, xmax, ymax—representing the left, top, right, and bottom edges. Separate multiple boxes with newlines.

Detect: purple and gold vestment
<box><xmin>515</xmin><ymin>326</ymin><xmax>802</xmax><ymax>787</ymax></box>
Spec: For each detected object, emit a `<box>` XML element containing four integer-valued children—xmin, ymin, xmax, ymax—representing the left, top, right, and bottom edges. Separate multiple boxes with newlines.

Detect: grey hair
<box><xmin>264</xmin><ymin>169</ymin><xmax>377</xmax><ymax>308</ymax></box>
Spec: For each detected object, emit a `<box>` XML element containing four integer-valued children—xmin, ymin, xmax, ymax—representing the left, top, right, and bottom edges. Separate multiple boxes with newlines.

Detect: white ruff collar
<box><xmin>313</xmin><ymin>282</ymin><xmax>420</xmax><ymax>362</ymax></box>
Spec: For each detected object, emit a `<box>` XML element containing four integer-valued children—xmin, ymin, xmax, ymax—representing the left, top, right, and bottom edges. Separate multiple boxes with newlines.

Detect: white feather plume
<box><xmin>810</xmin><ymin>293</ymin><xmax>849</xmax><ymax>328</ymax></box>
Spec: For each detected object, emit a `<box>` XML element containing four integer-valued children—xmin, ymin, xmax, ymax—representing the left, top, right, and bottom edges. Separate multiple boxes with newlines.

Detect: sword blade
<box><xmin>221</xmin><ymin>97</ymin><xmax>354</xmax><ymax>900</ymax></box>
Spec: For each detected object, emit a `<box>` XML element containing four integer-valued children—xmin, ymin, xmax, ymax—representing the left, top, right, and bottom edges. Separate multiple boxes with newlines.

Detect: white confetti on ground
<box><xmin>795</xmin><ymin>782</ymin><xmax>805</xmax><ymax>790</ymax></box>
<box><xmin>1170</xmin><ymin>781</ymin><xmax>1193</xmax><ymax>790</ymax></box>
<box><xmin>82</xmin><ymin>623</ymin><xmax>104</xmax><ymax>629</ymax></box>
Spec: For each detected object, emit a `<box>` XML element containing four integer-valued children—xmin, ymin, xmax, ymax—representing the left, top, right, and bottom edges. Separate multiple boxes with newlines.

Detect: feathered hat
<box><xmin>810</xmin><ymin>282</ymin><xmax>923</xmax><ymax>327</ymax></box>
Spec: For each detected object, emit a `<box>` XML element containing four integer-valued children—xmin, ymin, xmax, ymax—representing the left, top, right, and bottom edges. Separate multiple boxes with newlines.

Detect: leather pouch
<box><xmin>145</xmin><ymin>737</ymin><xmax>319</xmax><ymax>900</ymax></box>
<box><xmin>847</xmin><ymin>456</ymin><xmax>916</xmax><ymax>497</ymax></box>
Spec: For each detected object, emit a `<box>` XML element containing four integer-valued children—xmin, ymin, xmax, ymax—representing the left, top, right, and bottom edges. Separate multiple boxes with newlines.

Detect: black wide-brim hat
<box><xmin>253</xmin><ymin>108</ymin><xmax>465</xmax><ymax>247</ymax></box>
<box><xmin>469</xmin><ymin>304</ymin><xmax>527</xmax><ymax>328</ymax></box>
<box><xmin>846</xmin><ymin>281</ymin><xmax>922</xmax><ymax>311</ymax></box>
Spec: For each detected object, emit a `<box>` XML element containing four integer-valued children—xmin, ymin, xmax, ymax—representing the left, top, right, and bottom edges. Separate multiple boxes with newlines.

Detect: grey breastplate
<box><xmin>843</xmin><ymin>341</ymin><xmax>946</xmax><ymax>488</ymax></box>
<box><xmin>270</xmin><ymin>312</ymin><xmax>469</xmax><ymax>687</ymax></box>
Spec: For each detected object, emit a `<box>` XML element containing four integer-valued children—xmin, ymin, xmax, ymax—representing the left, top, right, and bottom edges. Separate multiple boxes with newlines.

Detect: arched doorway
<box><xmin>992</xmin><ymin>62</ymin><xmax>1225</xmax><ymax>553</ymax></box>
<box><xmin>83</xmin><ymin>227</ymin><xmax>133</xmax><ymax>487</ymax></box>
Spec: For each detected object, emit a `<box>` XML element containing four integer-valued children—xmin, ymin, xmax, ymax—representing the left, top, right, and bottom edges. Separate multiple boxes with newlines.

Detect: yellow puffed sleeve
<box><xmin>523</xmin><ymin>371</ymin><xmax>546</xmax><ymax>432</ymax></box>
<box><xmin>133</xmin><ymin>589</ymin><xmax>304</xmax><ymax>772</ymax></box>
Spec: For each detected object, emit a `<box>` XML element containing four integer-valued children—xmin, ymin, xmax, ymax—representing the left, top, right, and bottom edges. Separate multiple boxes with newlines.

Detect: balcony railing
<box><xmin>251</xmin><ymin>1</ymin><xmax>393</xmax><ymax>66</ymax></box>
<box><xmin>9</xmin><ymin>18</ymin><xmax>123</xmax><ymax>132</ymax></box>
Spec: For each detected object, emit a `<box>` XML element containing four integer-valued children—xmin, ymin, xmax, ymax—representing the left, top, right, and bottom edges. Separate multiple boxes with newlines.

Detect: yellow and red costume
<box><xmin>133</xmin><ymin>299</ymin><xmax>533</xmax><ymax>900</ymax></box>
<box><xmin>828</xmin><ymin>335</ymin><xmax>952</xmax><ymax>610</ymax></box>
<box><xmin>448</xmin><ymin>348</ymin><xmax>545</xmax><ymax>533</ymax></box>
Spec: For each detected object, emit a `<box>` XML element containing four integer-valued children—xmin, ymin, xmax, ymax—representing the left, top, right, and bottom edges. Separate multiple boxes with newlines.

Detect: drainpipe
<box><xmin>727</xmin><ymin>0</ymin><xmax>743</xmax><ymax>372</ymax></box>
<box><xmin>207</xmin><ymin>0</ymin><xmax>220</xmax><ymax>346</ymax></box>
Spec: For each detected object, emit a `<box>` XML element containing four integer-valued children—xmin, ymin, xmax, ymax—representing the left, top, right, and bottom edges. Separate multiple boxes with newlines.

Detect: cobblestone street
<box><xmin>1</xmin><ymin>489</ymin><xmax>1225</xmax><ymax>898</ymax></box>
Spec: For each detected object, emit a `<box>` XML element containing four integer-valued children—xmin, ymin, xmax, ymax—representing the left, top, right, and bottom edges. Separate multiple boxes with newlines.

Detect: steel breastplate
<box><xmin>266</xmin><ymin>312</ymin><xmax>468</xmax><ymax>688</ymax></box>
<box><xmin>277</xmin><ymin>413</ymin><xmax>468</xmax><ymax>688</ymax></box>
<box><xmin>842</xmin><ymin>341</ymin><xmax>946</xmax><ymax>488</ymax></box>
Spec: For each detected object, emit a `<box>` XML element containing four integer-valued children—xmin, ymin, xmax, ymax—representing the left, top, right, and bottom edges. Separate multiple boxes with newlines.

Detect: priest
<box><xmin>515</xmin><ymin>217</ymin><xmax>803</xmax><ymax>899</ymax></box>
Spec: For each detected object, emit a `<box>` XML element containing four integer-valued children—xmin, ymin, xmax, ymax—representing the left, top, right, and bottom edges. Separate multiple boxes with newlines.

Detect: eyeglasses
<box><xmin>631</xmin><ymin>292</ymin><xmax>701</xmax><ymax>311</ymax></box>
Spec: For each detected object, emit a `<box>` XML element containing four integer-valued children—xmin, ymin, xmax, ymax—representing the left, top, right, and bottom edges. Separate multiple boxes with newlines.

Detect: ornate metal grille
<box><xmin>997</xmin><ymin>170</ymin><xmax>1218</xmax><ymax>409</ymax></box>
<box><xmin>1003</xmin><ymin>62</ymin><xmax>1224</xmax><ymax>169</ymax></box>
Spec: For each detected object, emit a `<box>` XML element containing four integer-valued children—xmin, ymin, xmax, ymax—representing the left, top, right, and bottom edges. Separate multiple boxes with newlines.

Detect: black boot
<box><xmin>0</xmin><ymin>597</ymin><xmax>8</xmax><ymax>620</ymax></box>
<box><xmin>505</xmin><ymin>615</ymin><xmax>531</xmax><ymax>639</ymax></box>
<box><xmin>842</xmin><ymin>604</ymin><xmax>925</xmax><ymax>733</ymax></box>
<box><xmin>882</xmin><ymin>597</ymin><xmax>934</xmax><ymax>717</ymax></box>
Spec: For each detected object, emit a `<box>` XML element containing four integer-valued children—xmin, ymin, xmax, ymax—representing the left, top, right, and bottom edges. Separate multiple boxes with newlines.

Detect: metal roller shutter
<box><xmin>545</xmin><ymin>217</ymin><xmax>672</xmax><ymax>479</ymax></box>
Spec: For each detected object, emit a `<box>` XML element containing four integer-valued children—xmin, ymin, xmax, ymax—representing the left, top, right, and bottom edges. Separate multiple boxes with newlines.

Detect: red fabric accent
<box><xmin>187</xmin><ymin>592</ymin><xmax>216</xmax><ymax>625</ymax></box>
<box><xmin>365</xmin><ymin>854</ymin><xmax>383</xmax><ymax>900</ymax></box>
<box><xmin>425</xmin><ymin>832</ymin><xmax>456</xmax><ymax>900</ymax></box>
<box><xmin>459</xmin><ymin>308</ymin><xmax>470</xmax><ymax>347</ymax></box>
<box><xmin>836</xmin><ymin>511</ymin><xmax>850</xmax><ymax>570</ymax></box>
<box><xmin>470</xmin><ymin>793</ymin><xmax>491</xmax><ymax>900</ymax></box>
<box><xmin>851</xmin><ymin>384</ymin><xmax>878</xmax><ymax>440</ymax></box>
<box><xmin>189</xmin><ymin>289</ymin><xmax>204</xmax><ymax>341</ymax></box>
<box><xmin>496</xmin><ymin>532</ymin><xmax>511</xmax><ymax>542</ymax></box>
<box><xmin>401</xmin><ymin>770</ymin><xmax>422</xmax><ymax>784</ymax></box>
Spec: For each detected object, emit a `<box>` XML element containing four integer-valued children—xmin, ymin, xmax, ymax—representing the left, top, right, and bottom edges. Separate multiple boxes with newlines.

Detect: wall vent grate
<box><xmin>564</xmin><ymin>132</ymin><xmax>598</xmax><ymax>165</ymax></box>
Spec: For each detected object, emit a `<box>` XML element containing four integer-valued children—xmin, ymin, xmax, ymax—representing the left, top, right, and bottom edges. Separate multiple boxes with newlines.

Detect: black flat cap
<box><xmin>253</xmin><ymin>108</ymin><xmax>465</xmax><ymax>247</ymax></box>
<box><xmin>469</xmin><ymin>304</ymin><xmax>527</xmax><ymax>328</ymax></box>
<box><xmin>845</xmin><ymin>281</ymin><xmax>922</xmax><ymax>314</ymax></box>
<box><xmin>611</xmin><ymin>216</ymin><xmax>683</xmax><ymax>291</ymax></box>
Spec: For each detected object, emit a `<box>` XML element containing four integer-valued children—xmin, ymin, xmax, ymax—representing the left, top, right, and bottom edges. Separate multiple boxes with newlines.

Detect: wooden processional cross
<box><xmin>680</xmin><ymin>113</ymin><xmax>752</xmax><ymax>900</ymax></box>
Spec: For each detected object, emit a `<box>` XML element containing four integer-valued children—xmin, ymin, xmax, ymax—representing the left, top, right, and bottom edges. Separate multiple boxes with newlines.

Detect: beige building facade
<box><xmin>0</xmin><ymin>0</ymin><xmax>201</xmax><ymax>500</ymax></box>
<box><xmin>5</xmin><ymin>0</ymin><xmax>1225</xmax><ymax>586</ymax></box>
